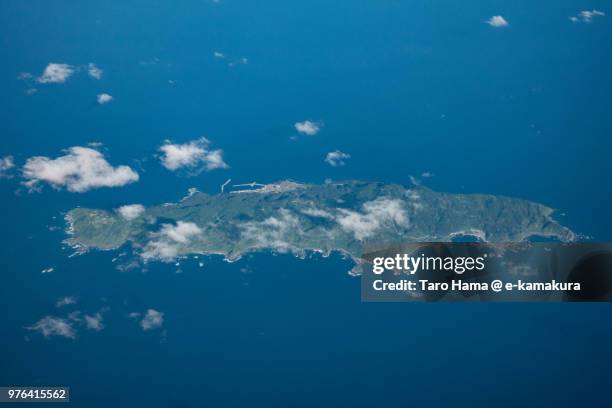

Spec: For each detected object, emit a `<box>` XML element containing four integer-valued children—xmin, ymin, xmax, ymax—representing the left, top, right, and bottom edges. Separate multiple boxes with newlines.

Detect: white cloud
<box><xmin>213</xmin><ymin>51</ymin><xmax>226</xmax><ymax>59</ymax></box>
<box><xmin>159</xmin><ymin>138</ymin><xmax>228</xmax><ymax>173</ymax></box>
<box><xmin>241</xmin><ymin>209</ymin><xmax>302</xmax><ymax>250</ymax></box>
<box><xmin>140</xmin><ymin>309</ymin><xmax>164</xmax><ymax>331</ymax></box>
<box><xmin>87</xmin><ymin>63</ymin><xmax>103</xmax><ymax>79</ymax></box>
<box><xmin>22</xmin><ymin>146</ymin><xmax>139</xmax><ymax>193</ymax></box>
<box><xmin>141</xmin><ymin>241</ymin><xmax>181</xmax><ymax>261</ymax></box>
<box><xmin>116</xmin><ymin>204</ymin><xmax>145</xmax><ymax>220</ymax></box>
<box><xmin>228</xmin><ymin>57</ymin><xmax>249</xmax><ymax>67</ymax></box>
<box><xmin>406</xmin><ymin>189</ymin><xmax>424</xmax><ymax>211</ymax></box>
<box><xmin>294</xmin><ymin>120</ymin><xmax>321</xmax><ymax>136</ymax></box>
<box><xmin>160</xmin><ymin>221</ymin><xmax>202</xmax><ymax>243</ymax></box>
<box><xmin>67</xmin><ymin>311</ymin><xmax>82</xmax><ymax>322</ymax></box>
<box><xmin>336</xmin><ymin>198</ymin><xmax>408</xmax><ymax>240</ymax></box>
<box><xmin>324</xmin><ymin>150</ymin><xmax>350</xmax><ymax>167</ymax></box>
<box><xmin>37</xmin><ymin>63</ymin><xmax>75</xmax><ymax>84</ymax></box>
<box><xmin>141</xmin><ymin>221</ymin><xmax>202</xmax><ymax>261</ymax></box>
<box><xmin>570</xmin><ymin>10</ymin><xmax>605</xmax><ymax>23</ymax></box>
<box><xmin>84</xmin><ymin>312</ymin><xmax>104</xmax><ymax>331</ymax></box>
<box><xmin>17</xmin><ymin>72</ymin><xmax>33</xmax><ymax>80</ymax></box>
<box><xmin>27</xmin><ymin>316</ymin><xmax>76</xmax><ymax>339</ymax></box>
<box><xmin>300</xmin><ymin>207</ymin><xmax>334</xmax><ymax>219</ymax></box>
<box><xmin>97</xmin><ymin>93</ymin><xmax>113</xmax><ymax>104</ymax></box>
<box><xmin>0</xmin><ymin>156</ymin><xmax>15</xmax><ymax>178</ymax></box>
<box><xmin>486</xmin><ymin>15</ymin><xmax>509</xmax><ymax>27</ymax></box>
<box><xmin>56</xmin><ymin>296</ymin><xmax>77</xmax><ymax>308</ymax></box>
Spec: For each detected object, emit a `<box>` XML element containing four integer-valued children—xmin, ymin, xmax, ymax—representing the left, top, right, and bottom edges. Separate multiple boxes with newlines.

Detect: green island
<box><xmin>65</xmin><ymin>180</ymin><xmax>575</xmax><ymax>270</ymax></box>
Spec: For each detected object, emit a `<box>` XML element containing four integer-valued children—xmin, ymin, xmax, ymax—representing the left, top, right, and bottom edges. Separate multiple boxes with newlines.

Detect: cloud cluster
<box><xmin>27</xmin><ymin>316</ymin><xmax>76</xmax><ymax>339</ymax></box>
<box><xmin>300</xmin><ymin>206</ymin><xmax>334</xmax><ymax>219</ymax></box>
<box><xmin>324</xmin><ymin>150</ymin><xmax>350</xmax><ymax>167</ymax></box>
<box><xmin>213</xmin><ymin>51</ymin><xmax>248</xmax><ymax>67</ymax></box>
<box><xmin>240</xmin><ymin>198</ymin><xmax>410</xmax><ymax>245</ymax></box>
<box><xmin>27</xmin><ymin>306</ymin><xmax>109</xmax><ymax>339</ymax></box>
<box><xmin>486</xmin><ymin>15</ymin><xmax>509</xmax><ymax>27</ymax></box>
<box><xmin>140</xmin><ymin>309</ymin><xmax>164</xmax><ymax>331</ymax></box>
<box><xmin>84</xmin><ymin>311</ymin><xmax>105</xmax><ymax>331</ymax></box>
<box><xmin>294</xmin><ymin>120</ymin><xmax>321</xmax><ymax>136</ymax></box>
<box><xmin>32</xmin><ymin>62</ymin><xmax>104</xmax><ymax>84</ymax></box>
<box><xmin>37</xmin><ymin>63</ymin><xmax>75</xmax><ymax>84</ymax></box>
<box><xmin>0</xmin><ymin>156</ymin><xmax>15</xmax><ymax>178</ymax></box>
<box><xmin>87</xmin><ymin>63</ymin><xmax>103</xmax><ymax>79</ymax></box>
<box><xmin>97</xmin><ymin>93</ymin><xmax>113</xmax><ymax>104</ymax></box>
<box><xmin>228</xmin><ymin>57</ymin><xmax>249</xmax><ymax>67</ymax></box>
<box><xmin>160</xmin><ymin>221</ymin><xmax>202</xmax><ymax>243</ymax></box>
<box><xmin>570</xmin><ymin>10</ymin><xmax>605</xmax><ymax>23</ymax></box>
<box><xmin>336</xmin><ymin>198</ymin><xmax>408</xmax><ymax>240</ymax></box>
<box><xmin>406</xmin><ymin>189</ymin><xmax>424</xmax><ymax>211</ymax></box>
<box><xmin>56</xmin><ymin>296</ymin><xmax>77</xmax><ymax>308</ymax></box>
<box><xmin>241</xmin><ymin>209</ymin><xmax>302</xmax><ymax>250</ymax></box>
<box><xmin>116</xmin><ymin>204</ymin><xmax>145</xmax><ymax>220</ymax></box>
<box><xmin>159</xmin><ymin>138</ymin><xmax>228</xmax><ymax>173</ymax></box>
<box><xmin>22</xmin><ymin>146</ymin><xmax>139</xmax><ymax>193</ymax></box>
<box><xmin>141</xmin><ymin>221</ymin><xmax>203</xmax><ymax>261</ymax></box>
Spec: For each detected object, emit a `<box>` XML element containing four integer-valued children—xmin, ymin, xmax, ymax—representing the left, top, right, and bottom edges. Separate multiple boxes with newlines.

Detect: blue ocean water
<box><xmin>1</xmin><ymin>1</ymin><xmax>611</xmax><ymax>406</ymax></box>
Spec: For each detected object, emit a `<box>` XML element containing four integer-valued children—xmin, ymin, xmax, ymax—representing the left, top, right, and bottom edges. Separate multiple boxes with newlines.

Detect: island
<box><xmin>65</xmin><ymin>180</ymin><xmax>576</xmax><ymax>271</ymax></box>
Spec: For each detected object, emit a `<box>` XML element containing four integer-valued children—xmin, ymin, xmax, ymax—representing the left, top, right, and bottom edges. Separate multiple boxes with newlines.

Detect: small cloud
<box><xmin>240</xmin><ymin>209</ymin><xmax>301</xmax><ymax>250</ymax></box>
<box><xmin>97</xmin><ymin>93</ymin><xmax>113</xmax><ymax>104</ymax></box>
<box><xmin>22</xmin><ymin>146</ymin><xmax>139</xmax><ymax>193</ymax></box>
<box><xmin>324</xmin><ymin>150</ymin><xmax>350</xmax><ymax>167</ymax></box>
<box><xmin>140</xmin><ymin>309</ymin><xmax>164</xmax><ymax>331</ymax></box>
<box><xmin>213</xmin><ymin>51</ymin><xmax>226</xmax><ymax>59</ymax></box>
<box><xmin>300</xmin><ymin>207</ymin><xmax>334</xmax><ymax>220</ymax></box>
<box><xmin>139</xmin><ymin>57</ymin><xmax>161</xmax><ymax>66</ymax></box>
<box><xmin>56</xmin><ymin>296</ymin><xmax>77</xmax><ymax>308</ymax></box>
<box><xmin>84</xmin><ymin>309</ymin><xmax>108</xmax><ymax>331</ymax></box>
<box><xmin>486</xmin><ymin>15</ymin><xmax>509</xmax><ymax>27</ymax></box>
<box><xmin>159</xmin><ymin>138</ymin><xmax>228</xmax><ymax>173</ymax></box>
<box><xmin>141</xmin><ymin>221</ymin><xmax>203</xmax><ymax>261</ymax></box>
<box><xmin>116</xmin><ymin>204</ymin><xmax>145</xmax><ymax>220</ymax></box>
<box><xmin>160</xmin><ymin>221</ymin><xmax>202</xmax><ymax>243</ymax></box>
<box><xmin>294</xmin><ymin>120</ymin><xmax>322</xmax><ymax>136</ymax></box>
<box><xmin>228</xmin><ymin>57</ymin><xmax>249</xmax><ymax>67</ymax></box>
<box><xmin>27</xmin><ymin>316</ymin><xmax>76</xmax><ymax>339</ymax></box>
<box><xmin>0</xmin><ymin>156</ymin><xmax>15</xmax><ymax>178</ymax></box>
<box><xmin>17</xmin><ymin>72</ymin><xmax>33</xmax><ymax>80</ymax></box>
<box><xmin>570</xmin><ymin>10</ymin><xmax>605</xmax><ymax>23</ymax></box>
<box><xmin>87</xmin><ymin>63</ymin><xmax>103</xmax><ymax>79</ymax></box>
<box><xmin>41</xmin><ymin>267</ymin><xmax>54</xmax><ymax>274</ymax></box>
<box><xmin>336</xmin><ymin>198</ymin><xmax>408</xmax><ymax>240</ymax></box>
<box><xmin>421</xmin><ymin>171</ymin><xmax>434</xmax><ymax>178</ymax></box>
<box><xmin>37</xmin><ymin>63</ymin><xmax>75</xmax><ymax>84</ymax></box>
<box><xmin>67</xmin><ymin>311</ymin><xmax>82</xmax><ymax>322</ymax></box>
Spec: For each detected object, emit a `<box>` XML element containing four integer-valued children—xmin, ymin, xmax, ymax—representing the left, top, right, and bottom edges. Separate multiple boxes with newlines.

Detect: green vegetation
<box><xmin>65</xmin><ymin>181</ymin><xmax>575</xmax><ymax>263</ymax></box>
